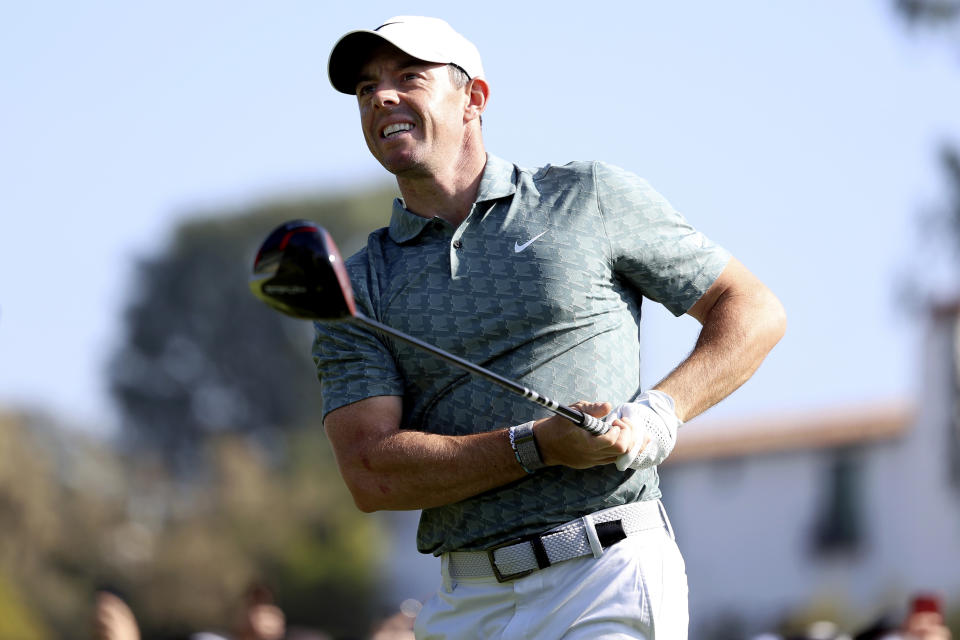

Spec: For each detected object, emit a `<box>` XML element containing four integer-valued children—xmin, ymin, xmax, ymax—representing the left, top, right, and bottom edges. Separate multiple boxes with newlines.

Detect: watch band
<box><xmin>509</xmin><ymin>421</ymin><xmax>544</xmax><ymax>473</ymax></box>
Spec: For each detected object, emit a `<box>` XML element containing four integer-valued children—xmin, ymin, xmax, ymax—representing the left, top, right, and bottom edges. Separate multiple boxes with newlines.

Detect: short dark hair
<box><xmin>448</xmin><ymin>64</ymin><xmax>482</xmax><ymax>125</ymax></box>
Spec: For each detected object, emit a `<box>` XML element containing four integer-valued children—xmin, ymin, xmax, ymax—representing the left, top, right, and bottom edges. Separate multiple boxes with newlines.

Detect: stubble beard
<box><xmin>378</xmin><ymin>146</ymin><xmax>437</xmax><ymax>181</ymax></box>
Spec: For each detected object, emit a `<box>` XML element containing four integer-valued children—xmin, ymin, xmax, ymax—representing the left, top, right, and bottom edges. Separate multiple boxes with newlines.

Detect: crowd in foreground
<box><xmin>93</xmin><ymin>585</ymin><xmax>951</xmax><ymax>640</ymax></box>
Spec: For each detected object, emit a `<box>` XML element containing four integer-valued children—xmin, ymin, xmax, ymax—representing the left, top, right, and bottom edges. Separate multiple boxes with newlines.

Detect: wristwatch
<box><xmin>510</xmin><ymin>421</ymin><xmax>545</xmax><ymax>473</ymax></box>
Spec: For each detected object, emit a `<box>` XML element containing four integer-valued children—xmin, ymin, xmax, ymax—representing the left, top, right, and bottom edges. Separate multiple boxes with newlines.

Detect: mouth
<box><xmin>381</xmin><ymin>122</ymin><xmax>415</xmax><ymax>139</ymax></box>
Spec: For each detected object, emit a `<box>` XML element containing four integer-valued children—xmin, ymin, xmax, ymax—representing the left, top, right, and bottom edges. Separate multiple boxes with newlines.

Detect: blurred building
<box><xmin>661</xmin><ymin>301</ymin><xmax>960</xmax><ymax>636</ymax></box>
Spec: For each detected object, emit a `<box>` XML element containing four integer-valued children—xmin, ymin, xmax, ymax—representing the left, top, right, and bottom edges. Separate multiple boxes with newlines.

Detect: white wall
<box><xmin>660</xmin><ymin>309</ymin><xmax>960</xmax><ymax>635</ymax></box>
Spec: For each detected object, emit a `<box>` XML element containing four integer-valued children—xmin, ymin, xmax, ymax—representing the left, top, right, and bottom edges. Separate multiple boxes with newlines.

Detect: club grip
<box><xmin>578</xmin><ymin>412</ymin><xmax>610</xmax><ymax>435</ymax></box>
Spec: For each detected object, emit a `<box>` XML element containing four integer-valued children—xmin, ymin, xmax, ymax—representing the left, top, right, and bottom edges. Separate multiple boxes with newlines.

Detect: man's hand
<box><xmin>608</xmin><ymin>391</ymin><xmax>682</xmax><ymax>471</ymax></box>
<box><xmin>533</xmin><ymin>401</ymin><xmax>646</xmax><ymax>469</ymax></box>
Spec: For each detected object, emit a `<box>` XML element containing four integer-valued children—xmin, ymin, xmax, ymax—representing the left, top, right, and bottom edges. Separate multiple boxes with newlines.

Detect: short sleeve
<box><xmin>312</xmin><ymin>304</ymin><xmax>404</xmax><ymax>422</ymax></box>
<box><xmin>594</xmin><ymin>162</ymin><xmax>731</xmax><ymax>316</ymax></box>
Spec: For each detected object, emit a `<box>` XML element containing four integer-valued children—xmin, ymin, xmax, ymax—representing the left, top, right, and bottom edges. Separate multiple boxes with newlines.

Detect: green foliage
<box><xmin>104</xmin><ymin>182</ymin><xmax>401</xmax><ymax>635</ymax></box>
<box><xmin>109</xmin><ymin>183</ymin><xmax>397</xmax><ymax>469</ymax></box>
<box><xmin>0</xmin><ymin>411</ymin><xmax>129</xmax><ymax>638</ymax></box>
<box><xmin>894</xmin><ymin>0</ymin><xmax>960</xmax><ymax>26</ymax></box>
<box><xmin>938</xmin><ymin>146</ymin><xmax>960</xmax><ymax>257</ymax></box>
<box><xmin>2</xmin><ymin>181</ymin><xmax>408</xmax><ymax>637</ymax></box>
<box><xmin>946</xmin><ymin>600</ymin><xmax>960</xmax><ymax>635</ymax></box>
<box><xmin>0</xmin><ymin>573</ymin><xmax>51</xmax><ymax>639</ymax></box>
<box><xmin>893</xmin><ymin>0</ymin><xmax>960</xmax><ymax>306</ymax></box>
<box><xmin>0</xmin><ymin>409</ymin><xmax>386</xmax><ymax>639</ymax></box>
<box><xmin>109</xmin><ymin>428</ymin><xmax>383</xmax><ymax>638</ymax></box>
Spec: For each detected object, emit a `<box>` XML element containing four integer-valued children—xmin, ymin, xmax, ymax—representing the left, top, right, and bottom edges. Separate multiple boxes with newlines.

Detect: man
<box><xmin>316</xmin><ymin>15</ymin><xmax>785</xmax><ymax>639</ymax></box>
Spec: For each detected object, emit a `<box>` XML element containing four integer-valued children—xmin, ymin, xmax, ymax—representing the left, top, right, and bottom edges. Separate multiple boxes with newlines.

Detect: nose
<box><xmin>373</xmin><ymin>86</ymin><xmax>400</xmax><ymax>109</ymax></box>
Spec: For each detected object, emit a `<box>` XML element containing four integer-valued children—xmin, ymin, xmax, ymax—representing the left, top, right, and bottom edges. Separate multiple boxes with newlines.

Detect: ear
<box><xmin>464</xmin><ymin>77</ymin><xmax>489</xmax><ymax>123</ymax></box>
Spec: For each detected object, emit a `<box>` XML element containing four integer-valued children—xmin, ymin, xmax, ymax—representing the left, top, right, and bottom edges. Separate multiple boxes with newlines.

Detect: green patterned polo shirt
<box><xmin>312</xmin><ymin>154</ymin><xmax>730</xmax><ymax>554</ymax></box>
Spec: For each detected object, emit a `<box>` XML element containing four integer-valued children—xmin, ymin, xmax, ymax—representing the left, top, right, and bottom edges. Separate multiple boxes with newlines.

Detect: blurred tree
<box><xmin>892</xmin><ymin>1</ymin><xmax>960</xmax><ymax>302</ymax></box>
<box><xmin>0</xmin><ymin>575</ymin><xmax>50</xmax><ymax>639</ymax></box>
<box><xmin>929</xmin><ymin>145</ymin><xmax>960</xmax><ymax>271</ymax></box>
<box><xmin>0</xmin><ymin>407</ymin><xmax>386</xmax><ymax>639</ymax></box>
<box><xmin>0</xmin><ymin>410</ymin><xmax>128</xmax><ymax>638</ymax></box>
<box><xmin>895</xmin><ymin>0</ymin><xmax>960</xmax><ymax>27</ymax></box>
<box><xmin>102</xmin><ymin>182</ymin><xmax>399</xmax><ymax>637</ymax></box>
<box><xmin>116</xmin><ymin>429</ymin><xmax>382</xmax><ymax>638</ymax></box>
<box><xmin>891</xmin><ymin>6</ymin><xmax>960</xmax><ymax>636</ymax></box>
<box><xmin>109</xmin><ymin>184</ymin><xmax>396</xmax><ymax>470</ymax></box>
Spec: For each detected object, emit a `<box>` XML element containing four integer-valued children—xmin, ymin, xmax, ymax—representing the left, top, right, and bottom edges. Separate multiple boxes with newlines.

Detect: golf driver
<box><xmin>249</xmin><ymin>219</ymin><xmax>610</xmax><ymax>436</ymax></box>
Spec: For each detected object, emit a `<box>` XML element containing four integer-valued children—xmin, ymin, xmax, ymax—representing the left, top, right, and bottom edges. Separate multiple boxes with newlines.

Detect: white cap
<box><xmin>328</xmin><ymin>16</ymin><xmax>485</xmax><ymax>94</ymax></box>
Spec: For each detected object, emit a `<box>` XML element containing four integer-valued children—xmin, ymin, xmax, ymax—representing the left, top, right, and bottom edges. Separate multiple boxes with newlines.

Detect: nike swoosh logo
<box><xmin>514</xmin><ymin>231</ymin><xmax>548</xmax><ymax>253</ymax></box>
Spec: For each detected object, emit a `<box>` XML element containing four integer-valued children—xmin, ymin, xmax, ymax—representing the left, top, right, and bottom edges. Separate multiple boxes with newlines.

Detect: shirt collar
<box><xmin>475</xmin><ymin>153</ymin><xmax>517</xmax><ymax>203</ymax></box>
<box><xmin>388</xmin><ymin>200</ymin><xmax>432</xmax><ymax>244</ymax></box>
<box><xmin>388</xmin><ymin>154</ymin><xmax>517</xmax><ymax>243</ymax></box>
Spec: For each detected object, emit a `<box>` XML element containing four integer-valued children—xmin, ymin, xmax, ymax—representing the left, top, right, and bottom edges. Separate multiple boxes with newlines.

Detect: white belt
<box><xmin>445</xmin><ymin>500</ymin><xmax>670</xmax><ymax>582</ymax></box>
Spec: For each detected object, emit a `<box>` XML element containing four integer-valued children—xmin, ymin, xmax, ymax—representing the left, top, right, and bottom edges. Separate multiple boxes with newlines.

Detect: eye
<box><xmin>356</xmin><ymin>83</ymin><xmax>375</xmax><ymax>98</ymax></box>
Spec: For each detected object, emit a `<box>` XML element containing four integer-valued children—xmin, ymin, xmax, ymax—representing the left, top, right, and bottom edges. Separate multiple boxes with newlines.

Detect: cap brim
<box><xmin>328</xmin><ymin>30</ymin><xmax>390</xmax><ymax>95</ymax></box>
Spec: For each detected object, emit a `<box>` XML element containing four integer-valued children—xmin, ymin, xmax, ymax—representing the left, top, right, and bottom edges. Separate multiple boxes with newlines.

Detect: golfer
<box><xmin>315</xmin><ymin>16</ymin><xmax>785</xmax><ymax>639</ymax></box>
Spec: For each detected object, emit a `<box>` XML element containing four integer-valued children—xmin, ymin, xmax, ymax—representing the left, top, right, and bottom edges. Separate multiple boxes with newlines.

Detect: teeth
<box><xmin>383</xmin><ymin>123</ymin><xmax>413</xmax><ymax>137</ymax></box>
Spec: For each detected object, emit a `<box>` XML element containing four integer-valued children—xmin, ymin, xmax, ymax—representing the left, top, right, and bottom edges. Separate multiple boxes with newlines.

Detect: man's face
<box><xmin>354</xmin><ymin>44</ymin><xmax>470</xmax><ymax>177</ymax></box>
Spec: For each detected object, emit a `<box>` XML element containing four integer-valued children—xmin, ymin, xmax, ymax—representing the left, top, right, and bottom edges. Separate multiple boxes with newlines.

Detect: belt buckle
<box><xmin>486</xmin><ymin>539</ymin><xmax>536</xmax><ymax>583</ymax></box>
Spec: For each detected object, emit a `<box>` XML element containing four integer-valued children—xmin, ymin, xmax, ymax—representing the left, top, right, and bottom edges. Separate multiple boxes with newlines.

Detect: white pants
<box><xmin>415</xmin><ymin>506</ymin><xmax>688</xmax><ymax>640</ymax></box>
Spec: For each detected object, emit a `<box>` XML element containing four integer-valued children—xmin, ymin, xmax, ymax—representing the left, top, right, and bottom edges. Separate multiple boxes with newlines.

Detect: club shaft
<box><xmin>354</xmin><ymin>312</ymin><xmax>609</xmax><ymax>435</ymax></box>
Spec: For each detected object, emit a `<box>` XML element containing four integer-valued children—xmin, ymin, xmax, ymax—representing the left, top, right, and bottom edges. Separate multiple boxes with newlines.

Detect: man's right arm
<box><xmin>323</xmin><ymin>396</ymin><xmax>639</xmax><ymax>512</ymax></box>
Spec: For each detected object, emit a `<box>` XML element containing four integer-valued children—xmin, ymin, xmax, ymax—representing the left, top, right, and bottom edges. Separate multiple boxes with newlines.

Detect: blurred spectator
<box><xmin>903</xmin><ymin>594</ymin><xmax>951</xmax><ymax>640</ymax></box>
<box><xmin>94</xmin><ymin>590</ymin><xmax>140</xmax><ymax>640</ymax></box>
<box><xmin>368</xmin><ymin>599</ymin><xmax>421</xmax><ymax>640</ymax></box>
<box><xmin>232</xmin><ymin>583</ymin><xmax>285</xmax><ymax>640</ymax></box>
<box><xmin>854</xmin><ymin>593</ymin><xmax>953</xmax><ymax>640</ymax></box>
<box><xmin>794</xmin><ymin>620</ymin><xmax>852</xmax><ymax>640</ymax></box>
<box><xmin>93</xmin><ymin>582</ymin><xmax>292</xmax><ymax>640</ymax></box>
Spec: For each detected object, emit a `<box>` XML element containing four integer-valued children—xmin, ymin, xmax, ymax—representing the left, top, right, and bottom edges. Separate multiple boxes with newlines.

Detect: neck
<box><xmin>396</xmin><ymin>143</ymin><xmax>487</xmax><ymax>227</ymax></box>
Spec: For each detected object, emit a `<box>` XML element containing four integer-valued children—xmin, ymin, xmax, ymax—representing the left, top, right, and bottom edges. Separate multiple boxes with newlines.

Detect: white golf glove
<box><xmin>605</xmin><ymin>390</ymin><xmax>682</xmax><ymax>471</ymax></box>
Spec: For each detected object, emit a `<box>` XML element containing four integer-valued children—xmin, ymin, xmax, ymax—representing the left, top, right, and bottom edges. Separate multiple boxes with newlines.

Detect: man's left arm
<box><xmin>653</xmin><ymin>256</ymin><xmax>786</xmax><ymax>423</ymax></box>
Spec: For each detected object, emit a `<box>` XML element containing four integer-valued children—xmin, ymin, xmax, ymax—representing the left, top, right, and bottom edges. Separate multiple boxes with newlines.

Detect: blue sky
<box><xmin>2</xmin><ymin>1</ymin><xmax>959</xmax><ymax>433</ymax></box>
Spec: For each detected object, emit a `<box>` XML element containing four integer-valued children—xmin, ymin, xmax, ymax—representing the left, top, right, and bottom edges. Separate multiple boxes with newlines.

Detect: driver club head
<box><xmin>249</xmin><ymin>220</ymin><xmax>357</xmax><ymax>321</ymax></box>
